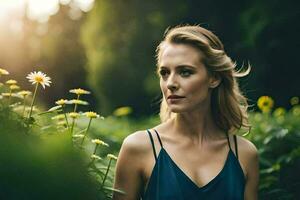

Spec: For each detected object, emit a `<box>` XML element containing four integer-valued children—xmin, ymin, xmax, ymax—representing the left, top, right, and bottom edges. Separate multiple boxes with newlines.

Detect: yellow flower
<box><xmin>6</xmin><ymin>79</ymin><xmax>17</xmax><ymax>85</ymax></box>
<box><xmin>69</xmin><ymin>112</ymin><xmax>80</xmax><ymax>118</ymax></box>
<box><xmin>18</xmin><ymin>90</ymin><xmax>32</xmax><ymax>97</ymax></box>
<box><xmin>91</xmin><ymin>154</ymin><xmax>102</xmax><ymax>160</ymax></box>
<box><xmin>1</xmin><ymin>92</ymin><xmax>11</xmax><ymax>97</ymax></box>
<box><xmin>9</xmin><ymin>85</ymin><xmax>20</xmax><ymax>91</ymax></box>
<box><xmin>0</xmin><ymin>68</ymin><xmax>9</xmax><ymax>75</ymax></box>
<box><xmin>69</xmin><ymin>88</ymin><xmax>91</xmax><ymax>95</ymax></box>
<box><xmin>292</xmin><ymin>105</ymin><xmax>300</xmax><ymax>116</ymax></box>
<box><xmin>48</xmin><ymin>105</ymin><xmax>62</xmax><ymax>112</ymax></box>
<box><xmin>273</xmin><ymin>107</ymin><xmax>286</xmax><ymax>117</ymax></box>
<box><xmin>11</xmin><ymin>93</ymin><xmax>22</xmax><ymax>98</ymax></box>
<box><xmin>73</xmin><ymin>134</ymin><xmax>85</xmax><ymax>138</ymax></box>
<box><xmin>84</xmin><ymin>111</ymin><xmax>100</xmax><ymax>118</ymax></box>
<box><xmin>91</xmin><ymin>139</ymin><xmax>102</xmax><ymax>144</ymax></box>
<box><xmin>69</xmin><ymin>99</ymin><xmax>89</xmax><ymax>105</ymax></box>
<box><xmin>55</xmin><ymin>99</ymin><xmax>70</xmax><ymax>105</ymax></box>
<box><xmin>107</xmin><ymin>154</ymin><xmax>118</xmax><ymax>160</ymax></box>
<box><xmin>51</xmin><ymin>114</ymin><xmax>65</xmax><ymax>120</ymax></box>
<box><xmin>25</xmin><ymin>106</ymin><xmax>38</xmax><ymax>111</ymax></box>
<box><xmin>91</xmin><ymin>139</ymin><xmax>109</xmax><ymax>147</ymax></box>
<box><xmin>113</xmin><ymin>106</ymin><xmax>132</xmax><ymax>117</ymax></box>
<box><xmin>290</xmin><ymin>97</ymin><xmax>299</xmax><ymax>106</ymax></box>
<box><xmin>257</xmin><ymin>96</ymin><xmax>274</xmax><ymax>113</ymax></box>
<box><xmin>57</xmin><ymin>121</ymin><xmax>67</xmax><ymax>126</ymax></box>
<box><xmin>26</xmin><ymin>71</ymin><xmax>51</xmax><ymax>89</ymax></box>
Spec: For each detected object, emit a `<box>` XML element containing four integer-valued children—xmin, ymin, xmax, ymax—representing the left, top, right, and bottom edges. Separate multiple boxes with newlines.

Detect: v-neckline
<box><xmin>161</xmin><ymin>148</ymin><xmax>232</xmax><ymax>190</ymax></box>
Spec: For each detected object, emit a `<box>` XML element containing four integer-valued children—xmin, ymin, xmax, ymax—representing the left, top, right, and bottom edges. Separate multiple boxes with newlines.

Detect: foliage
<box><xmin>0</xmin><ymin>106</ymin><xmax>101</xmax><ymax>200</ymax></box>
<box><xmin>77</xmin><ymin>115</ymin><xmax>160</xmax><ymax>155</ymax></box>
<box><xmin>81</xmin><ymin>0</ymin><xmax>300</xmax><ymax>116</ymax></box>
<box><xmin>1</xmin><ymin>0</ymin><xmax>298</xmax><ymax>116</ymax></box>
<box><xmin>0</xmin><ymin>69</ymin><xmax>119</xmax><ymax>200</ymax></box>
<box><xmin>81</xmin><ymin>0</ymin><xmax>187</xmax><ymax>115</ymax></box>
<box><xmin>246</xmin><ymin>104</ymin><xmax>300</xmax><ymax>199</ymax></box>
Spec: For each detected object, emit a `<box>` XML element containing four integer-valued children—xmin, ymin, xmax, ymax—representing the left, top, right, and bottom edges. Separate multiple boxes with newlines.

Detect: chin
<box><xmin>168</xmin><ymin>103</ymin><xmax>201</xmax><ymax>113</ymax></box>
<box><xmin>168</xmin><ymin>106</ymin><xmax>189</xmax><ymax>113</ymax></box>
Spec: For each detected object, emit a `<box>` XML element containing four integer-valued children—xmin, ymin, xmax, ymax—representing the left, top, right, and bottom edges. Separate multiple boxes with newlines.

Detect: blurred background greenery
<box><xmin>0</xmin><ymin>106</ymin><xmax>101</xmax><ymax>200</ymax></box>
<box><xmin>0</xmin><ymin>0</ymin><xmax>299</xmax><ymax>199</ymax></box>
<box><xmin>1</xmin><ymin>0</ymin><xmax>299</xmax><ymax>116</ymax></box>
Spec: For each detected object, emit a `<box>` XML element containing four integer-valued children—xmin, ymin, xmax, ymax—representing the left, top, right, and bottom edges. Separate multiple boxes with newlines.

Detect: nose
<box><xmin>166</xmin><ymin>73</ymin><xmax>179</xmax><ymax>91</ymax></box>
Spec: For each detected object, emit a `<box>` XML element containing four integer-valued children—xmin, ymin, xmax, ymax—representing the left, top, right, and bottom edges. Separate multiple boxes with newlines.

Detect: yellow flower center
<box><xmin>35</xmin><ymin>76</ymin><xmax>44</xmax><ymax>83</ymax></box>
<box><xmin>262</xmin><ymin>102</ymin><xmax>270</xmax><ymax>107</ymax></box>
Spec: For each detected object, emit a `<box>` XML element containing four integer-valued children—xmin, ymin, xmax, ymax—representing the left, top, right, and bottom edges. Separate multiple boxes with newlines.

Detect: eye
<box><xmin>159</xmin><ymin>69</ymin><xmax>169</xmax><ymax>77</ymax></box>
<box><xmin>179</xmin><ymin>69</ymin><xmax>193</xmax><ymax>77</ymax></box>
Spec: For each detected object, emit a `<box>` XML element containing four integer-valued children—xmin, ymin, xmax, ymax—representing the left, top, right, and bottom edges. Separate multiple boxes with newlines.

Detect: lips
<box><xmin>167</xmin><ymin>95</ymin><xmax>185</xmax><ymax>99</ymax></box>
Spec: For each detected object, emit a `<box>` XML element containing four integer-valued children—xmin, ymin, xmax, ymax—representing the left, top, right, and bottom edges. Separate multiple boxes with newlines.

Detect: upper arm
<box><xmin>112</xmin><ymin>131</ymin><xmax>146</xmax><ymax>200</ymax></box>
<box><xmin>243</xmin><ymin>139</ymin><xmax>259</xmax><ymax>200</ymax></box>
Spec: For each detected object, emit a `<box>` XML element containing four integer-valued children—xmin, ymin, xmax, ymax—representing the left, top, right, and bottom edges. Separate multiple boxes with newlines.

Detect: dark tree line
<box><xmin>1</xmin><ymin>0</ymin><xmax>299</xmax><ymax>115</ymax></box>
<box><xmin>82</xmin><ymin>0</ymin><xmax>300</xmax><ymax>116</ymax></box>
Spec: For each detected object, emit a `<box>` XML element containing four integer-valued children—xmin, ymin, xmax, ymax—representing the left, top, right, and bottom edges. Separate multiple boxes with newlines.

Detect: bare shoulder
<box><xmin>237</xmin><ymin>136</ymin><xmax>257</xmax><ymax>157</ymax></box>
<box><xmin>113</xmin><ymin>130</ymin><xmax>153</xmax><ymax>199</ymax></box>
<box><xmin>233</xmin><ymin>136</ymin><xmax>260</xmax><ymax>198</ymax></box>
<box><xmin>121</xmin><ymin>130</ymin><xmax>151</xmax><ymax>157</ymax></box>
<box><xmin>233</xmin><ymin>135</ymin><xmax>259</xmax><ymax>179</ymax></box>
<box><xmin>121</xmin><ymin>121</ymin><xmax>169</xmax><ymax>153</ymax></box>
<box><xmin>121</xmin><ymin>130</ymin><xmax>152</xmax><ymax>155</ymax></box>
<box><xmin>235</xmin><ymin>135</ymin><xmax>259</xmax><ymax>160</ymax></box>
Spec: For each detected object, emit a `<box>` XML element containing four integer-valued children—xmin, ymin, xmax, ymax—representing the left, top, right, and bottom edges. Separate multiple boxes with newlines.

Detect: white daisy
<box><xmin>26</xmin><ymin>71</ymin><xmax>51</xmax><ymax>89</ymax></box>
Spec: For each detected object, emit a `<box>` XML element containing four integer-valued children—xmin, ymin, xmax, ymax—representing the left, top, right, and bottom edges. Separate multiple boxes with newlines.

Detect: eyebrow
<box><xmin>158</xmin><ymin>64</ymin><xmax>197</xmax><ymax>70</ymax></box>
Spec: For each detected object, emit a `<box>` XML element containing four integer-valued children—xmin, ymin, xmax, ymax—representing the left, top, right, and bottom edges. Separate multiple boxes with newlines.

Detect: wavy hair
<box><xmin>156</xmin><ymin>25</ymin><xmax>251</xmax><ymax>134</ymax></box>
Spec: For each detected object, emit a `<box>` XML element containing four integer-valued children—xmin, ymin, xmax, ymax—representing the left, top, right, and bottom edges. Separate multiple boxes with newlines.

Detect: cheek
<box><xmin>160</xmin><ymin>79</ymin><xmax>167</xmax><ymax>97</ymax></box>
<box><xmin>186</xmin><ymin>78</ymin><xmax>210</xmax><ymax>97</ymax></box>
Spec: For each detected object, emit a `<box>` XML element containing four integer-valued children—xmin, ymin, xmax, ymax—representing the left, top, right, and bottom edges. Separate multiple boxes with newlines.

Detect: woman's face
<box><xmin>158</xmin><ymin>43</ymin><xmax>218</xmax><ymax>113</ymax></box>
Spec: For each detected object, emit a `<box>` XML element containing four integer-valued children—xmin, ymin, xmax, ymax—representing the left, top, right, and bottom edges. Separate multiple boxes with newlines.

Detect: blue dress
<box><xmin>142</xmin><ymin>129</ymin><xmax>245</xmax><ymax>200</ymax></box>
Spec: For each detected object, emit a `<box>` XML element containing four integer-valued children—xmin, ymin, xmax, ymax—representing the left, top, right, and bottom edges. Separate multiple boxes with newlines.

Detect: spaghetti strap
<box><xmin>234</xmin><ymin>134</ymin><xmax>239</xmax><ymax>161</ymax></box>
<box><xmin>146</xmin><ymin>129</ymin><xmax>158</xmax><ymax>161</ymax></box>
<box><xmin>226</xmin><ymin>133</ymin><xmax>239</xmax><ymax>161</ymax></box>
<box><xmin>225</xmin><ymin>132</ymin><xmax>232</xmax><ymax>150</ymax></box>
<box><xmin>153</xmin><ymin>129</ymin><xmax>163</xmax><ymax>148</ymax></box>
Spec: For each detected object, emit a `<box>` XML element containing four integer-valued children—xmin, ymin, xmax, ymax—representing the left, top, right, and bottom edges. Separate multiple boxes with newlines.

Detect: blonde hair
<box><xmin>156</xmin><ymin>25</ymin><xmax>251</xmax><ymax>134</ymax></box>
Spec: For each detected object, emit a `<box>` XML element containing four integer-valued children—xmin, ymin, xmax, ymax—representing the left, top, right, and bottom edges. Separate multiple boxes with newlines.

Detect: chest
<box><xmin>141</xmin><ymin>148</ymin><xmax>245</xmax><ymax>200</ymax></box>
<box><xmin>142</xmin><ymin>142</ymin><xmax>229</xmax><ymax>189</ymax></box>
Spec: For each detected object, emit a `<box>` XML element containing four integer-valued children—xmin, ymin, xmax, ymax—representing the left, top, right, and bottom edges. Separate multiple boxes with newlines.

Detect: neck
<box><xmin>171</xmin><ymin>106</ymin><xmax>225</xmax><ymax>145</ymax></box>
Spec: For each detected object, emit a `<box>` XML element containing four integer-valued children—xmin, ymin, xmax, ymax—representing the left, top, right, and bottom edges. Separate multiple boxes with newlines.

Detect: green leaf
<box><xmin>102</xmin><ymin>186</ymin><xmax>126</xmax><ymax>195</ymax></box>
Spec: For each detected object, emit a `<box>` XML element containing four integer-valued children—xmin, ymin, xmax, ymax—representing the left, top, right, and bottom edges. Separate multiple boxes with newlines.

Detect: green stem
<box><xmin>73</xmin><ymin>94</ymin><xmax>80</xmax><ymax>112</ymax></box>
<box><xmin>8</xmin><ymin>89</ymin><xmax>12</xmax><ymax>105</ymax></box>
<box><xmin>70</xmin><ymin>118</ymin><xmax>75</xmax><ymax>135</ymax></box>
<box><xmin>28</xmin><ymin>83</ymin><xmax>39</xmax><ymax>119</ymax></box>
<box><xmin>90</xmin><ymin>144</ymin><xmax>99</xmax><ymax>163</ymax></box>
<box><xmin>80</xmin><ymin>118</ymin><xmax>92</xmax><ymax>146</ymax></box>
<box><xmin>71</xmin><ymin>95</ymin><xmax>80</xmax><ymax>135</ymax></box>
<box><xmin>93</xmin><ymin>144</ymin><xmax>99</xmax><ymax>154</ymax></box>
<box><xmin>101</xmin><ymin>158</ymin><xmax>112</xmax><ymax>189</ymax></box>
<box><xmin>62</xmin><ymin>106</ymin><xmax>69</xmax><ymax>129</ymax></box>
<box><xmin>22</xmin><ymin>96</ymin><xmax>27</xmax><ymax>117</ymax></box>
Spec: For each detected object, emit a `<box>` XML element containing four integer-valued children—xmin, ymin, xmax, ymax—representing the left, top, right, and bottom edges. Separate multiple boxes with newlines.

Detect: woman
<box><xmin>113</xmin><ymin>25</ymin><xmax>259</xmax><ymax>200</ymax></box>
